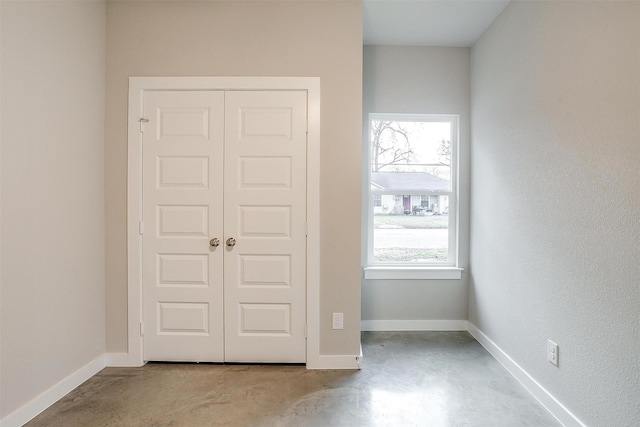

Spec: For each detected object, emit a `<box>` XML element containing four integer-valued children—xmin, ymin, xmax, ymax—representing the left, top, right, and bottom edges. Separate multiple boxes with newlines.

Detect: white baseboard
<box><xmin>0</xmin><ymin>355</ymin><xmax>106</xmax><ymax>427</ymax></box>
<box><xmin>105</xmin><ymin>352</ymin><xmax>144</xmax><ymax>367</ymax></box>
<box><xmin>361</xmin><ymin>319</ymin><xmax>468</xmax><ymax>331</ymax></box>
<box><xmin>1</xmin><ymin>326</ymin><xmax>584</xmax><ymax>426</ymax></box>
<box><xmin>467</xmin><ymin>323</ymin><xmax>585</xmax><ymax>427</ymax></box>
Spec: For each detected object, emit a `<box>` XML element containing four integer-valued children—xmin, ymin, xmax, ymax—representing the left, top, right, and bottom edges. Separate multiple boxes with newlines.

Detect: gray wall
<box><xmin>0</xmin><ymin>0</ymin><xmax>106</xmax><ymax>417</ymax></box>
<box><xmin>362</xmin><ymin>46</ymin><xmax>470</xmax><ymax>326</ymax></box>
<box><xmin>470</xmin><ymin>1</ymin><xmax>640</xmax><ymax>425</ymax></box>
<box><xmin>105</xmin><ymin>1</ymin><xmax>363</xmax><ymax>356</ymax></box>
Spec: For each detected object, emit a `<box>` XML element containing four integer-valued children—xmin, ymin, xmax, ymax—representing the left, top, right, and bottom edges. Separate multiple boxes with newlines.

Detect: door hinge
<box><xmin>140</xmin><ymin>322</ymin><xmax>145</xmax><ymax>336</ymax></box>
<box><xmin>304</xmin><ymin>324</ymin><xmax>308</xmax><ymax>338</ymax></box>
<box><xmin>139</xmin><ymin>221</ymin><xmax>144</xmax><ymax>235</ymax></box>
<box><xmin>139</xmin><ymin>117</ymin><xmax>149</xmax><ymax>132</ymax></box>
<box><xmin>305</xmin><ymin>222</ymin><xmax>309</xmax><ymax>237</ymax></box>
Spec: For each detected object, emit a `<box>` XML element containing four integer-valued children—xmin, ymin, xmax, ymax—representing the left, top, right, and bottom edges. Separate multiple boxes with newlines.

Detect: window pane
<box><xmin>370</xmin><ymin>120</ymin><xmax>452</xmax><ymax>184</ymax></box>
<box><xmin>372</xmin><ymin>194</ymin><xmax>449</xmax><ymax>263</ymax></box>
<box><xmin>369</xmin><ymin>115</ymin><xmax>456</xmax><ymax>265</ymax></box>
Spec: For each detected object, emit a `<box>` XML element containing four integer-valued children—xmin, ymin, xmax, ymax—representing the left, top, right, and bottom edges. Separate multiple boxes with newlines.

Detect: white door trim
<box><xmin>125</xmin><ymin>77</ymin><xmax>320</xmax><ymax>367</ymax></box>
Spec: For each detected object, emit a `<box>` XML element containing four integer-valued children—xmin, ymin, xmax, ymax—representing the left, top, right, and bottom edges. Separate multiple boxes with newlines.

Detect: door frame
<box><xmin>126</xmin><ymin>77</ymin><xmax>320</xmax><ymax>367</ymax></box>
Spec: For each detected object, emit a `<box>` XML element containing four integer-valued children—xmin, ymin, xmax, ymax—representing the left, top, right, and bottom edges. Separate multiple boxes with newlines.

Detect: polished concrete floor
<box><xmin>27</xmin><ymin>332</ymin><xmax>560</xmax><ymax>426</ymax></box>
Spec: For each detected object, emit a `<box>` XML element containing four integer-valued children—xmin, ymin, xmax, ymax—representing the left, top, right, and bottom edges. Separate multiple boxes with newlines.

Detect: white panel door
<box><xmin>223</xmin><ymin>91</ymin><xmax>307</xmax><ymax>362</ymax></box>
<box><xmin>142</xmin><ymin>90</ymin><xmax>307</xmax><ymax>363</ymax></box>
<box><xmin>142</xmin><ymin>91</ymin><xmax>225</xmax><ymax>362</ymax></box>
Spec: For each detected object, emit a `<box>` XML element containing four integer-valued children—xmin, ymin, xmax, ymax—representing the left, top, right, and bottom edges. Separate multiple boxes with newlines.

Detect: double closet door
<box><xmin>141</xmin><ymin>90</ymin><xmax>307</xmax><ymax>363</ymax></box>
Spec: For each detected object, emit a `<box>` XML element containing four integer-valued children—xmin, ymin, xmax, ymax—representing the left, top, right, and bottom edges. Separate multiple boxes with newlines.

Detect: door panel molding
<box><xmin>142</xmin><ymin>90</ymin><xmax>225</xmax><ymax>362</ymax></box>
<box><xmin>126</xmin><ymin>77</ymin><xmax>320</xmax><ymax>367</ymax></box>
<box><xmin>223</xmin><ymin>91</ymin><xmax>307</xmax><ymax>363</ymax></box>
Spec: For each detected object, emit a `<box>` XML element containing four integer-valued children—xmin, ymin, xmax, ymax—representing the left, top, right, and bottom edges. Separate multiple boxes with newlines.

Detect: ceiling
<box><xmin>363</xmin><ymin>0</ymin><xmax>511</xmax><ymax>47</ymax></box>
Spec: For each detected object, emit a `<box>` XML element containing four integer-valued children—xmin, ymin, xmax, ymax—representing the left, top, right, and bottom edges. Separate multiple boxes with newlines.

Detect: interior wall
<box><xmin>362</xmin><ymin>46</ymin><xmax>470</xmax><ymax>325</ymax></box>
<box><xmin>470</xmin><ymin>1</ymin><xmax>640</xmax><ymax>425</ymax></box>
<box><xmin>0</xmin><ymin>0</ymin><xmax>106</xmax><ymax>417</ymax></box>
<box><xmin>105</xmin><ymin>1</ymin><xmax>362</xmax><ymax>356</ymax></box>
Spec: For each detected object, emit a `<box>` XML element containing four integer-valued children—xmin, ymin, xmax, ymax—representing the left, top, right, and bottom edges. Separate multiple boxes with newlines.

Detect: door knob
<box><xmin>209</xmin><ymin>238</ymin><xmax>220</xmax><ymax>247</ymax></box>
<box><xmin>226</xmin><ymin>237</ymin><xmax>236</xmax><ymax>247</ymax></box>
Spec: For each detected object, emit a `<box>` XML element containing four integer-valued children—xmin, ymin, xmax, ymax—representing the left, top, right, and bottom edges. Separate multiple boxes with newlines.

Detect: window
<box><xmin>366</xmin><ymin>114</ymin><xmax>459</xmax><ymax>272</ymax></box>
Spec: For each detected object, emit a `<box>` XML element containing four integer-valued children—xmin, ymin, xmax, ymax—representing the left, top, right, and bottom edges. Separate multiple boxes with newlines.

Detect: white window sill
<box><xmin>363</xmin><ymin>266</ymin><xmax>464</xmax><ymax>280</ymax></box>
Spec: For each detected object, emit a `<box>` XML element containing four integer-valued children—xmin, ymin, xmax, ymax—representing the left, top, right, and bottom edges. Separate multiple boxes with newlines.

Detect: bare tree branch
<box><xmin>371</xmin><ymin>121</ymin><xmax>414</xmax><ymax>171</ymax></box>
<box><xmin>438</xmin><ymin>139</ymin><xmax>451</xmax><ymax>165</ymax></box>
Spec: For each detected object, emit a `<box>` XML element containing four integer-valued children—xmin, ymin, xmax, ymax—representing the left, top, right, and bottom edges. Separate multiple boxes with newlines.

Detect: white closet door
<box><xmin>142</xmin><ymin>91</ymin><xmax>225</xmax><ymax>362</ymax></box>
<box><xmin>223</xmin><ymin>91</ymin><xmax>308</xmax><ymax>363</ymax></box>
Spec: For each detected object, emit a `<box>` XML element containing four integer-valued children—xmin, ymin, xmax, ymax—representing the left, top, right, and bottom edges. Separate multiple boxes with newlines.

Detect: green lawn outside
<box><xmin>373</xmin><ymin>214</ymin><xmax>448</xmax><ymax>229</ymax></box>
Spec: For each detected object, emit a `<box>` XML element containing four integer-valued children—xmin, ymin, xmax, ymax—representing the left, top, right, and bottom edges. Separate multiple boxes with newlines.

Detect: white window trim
<box><xmin>364</xmin><ymin>113</ymin><xmax>463</xmax><ymax>279</ymax></box>
<box><xmin>363</xmin><ymin>266</ymin><xmax>463</xmax><ymax>280</ymax></box>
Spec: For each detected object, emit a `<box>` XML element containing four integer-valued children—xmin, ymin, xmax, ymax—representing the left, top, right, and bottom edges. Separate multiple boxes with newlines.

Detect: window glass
<box><xmin>369</xmin><ymin>115</ymin><xmax>457</xmax><ymax>265</ymax></box>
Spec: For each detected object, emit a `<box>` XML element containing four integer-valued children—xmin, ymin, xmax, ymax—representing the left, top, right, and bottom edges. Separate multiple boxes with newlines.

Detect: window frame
<box><xmin>364</xmin><ymin>113</ymin><xmax>462</xmax><ymax>280</ymax></box>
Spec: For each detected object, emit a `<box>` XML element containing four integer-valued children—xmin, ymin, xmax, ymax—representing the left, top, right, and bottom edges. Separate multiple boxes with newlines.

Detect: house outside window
<box><xmin>367</xmin><ymin>114</ymin><xmax>459</xmax><ymax>267</ymax></box>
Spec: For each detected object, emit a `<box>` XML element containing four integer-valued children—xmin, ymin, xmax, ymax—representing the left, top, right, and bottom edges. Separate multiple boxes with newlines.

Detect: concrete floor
<box><xmin>26</xmin><ymin>332</ymin><xmax>559</xmax><ymax>426</ymax></box>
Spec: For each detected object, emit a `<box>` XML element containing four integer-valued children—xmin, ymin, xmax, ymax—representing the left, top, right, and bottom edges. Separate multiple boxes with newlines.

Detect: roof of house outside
<box><xmin>371</xmin><ymin>171</ymin><xmax>450</xmax><ymax>192</ymax></box>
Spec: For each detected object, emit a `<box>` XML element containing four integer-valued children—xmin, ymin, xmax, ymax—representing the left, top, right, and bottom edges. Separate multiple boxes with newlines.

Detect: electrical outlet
<box><xmin>332</xmin><ymin>312</ymin><xmax>344</xmax><ymax>330</ymax></box>
<box><xmin>547</xmin><ymin>340</ymin><xmax>559</xmax><ymax>367</ymax></box>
